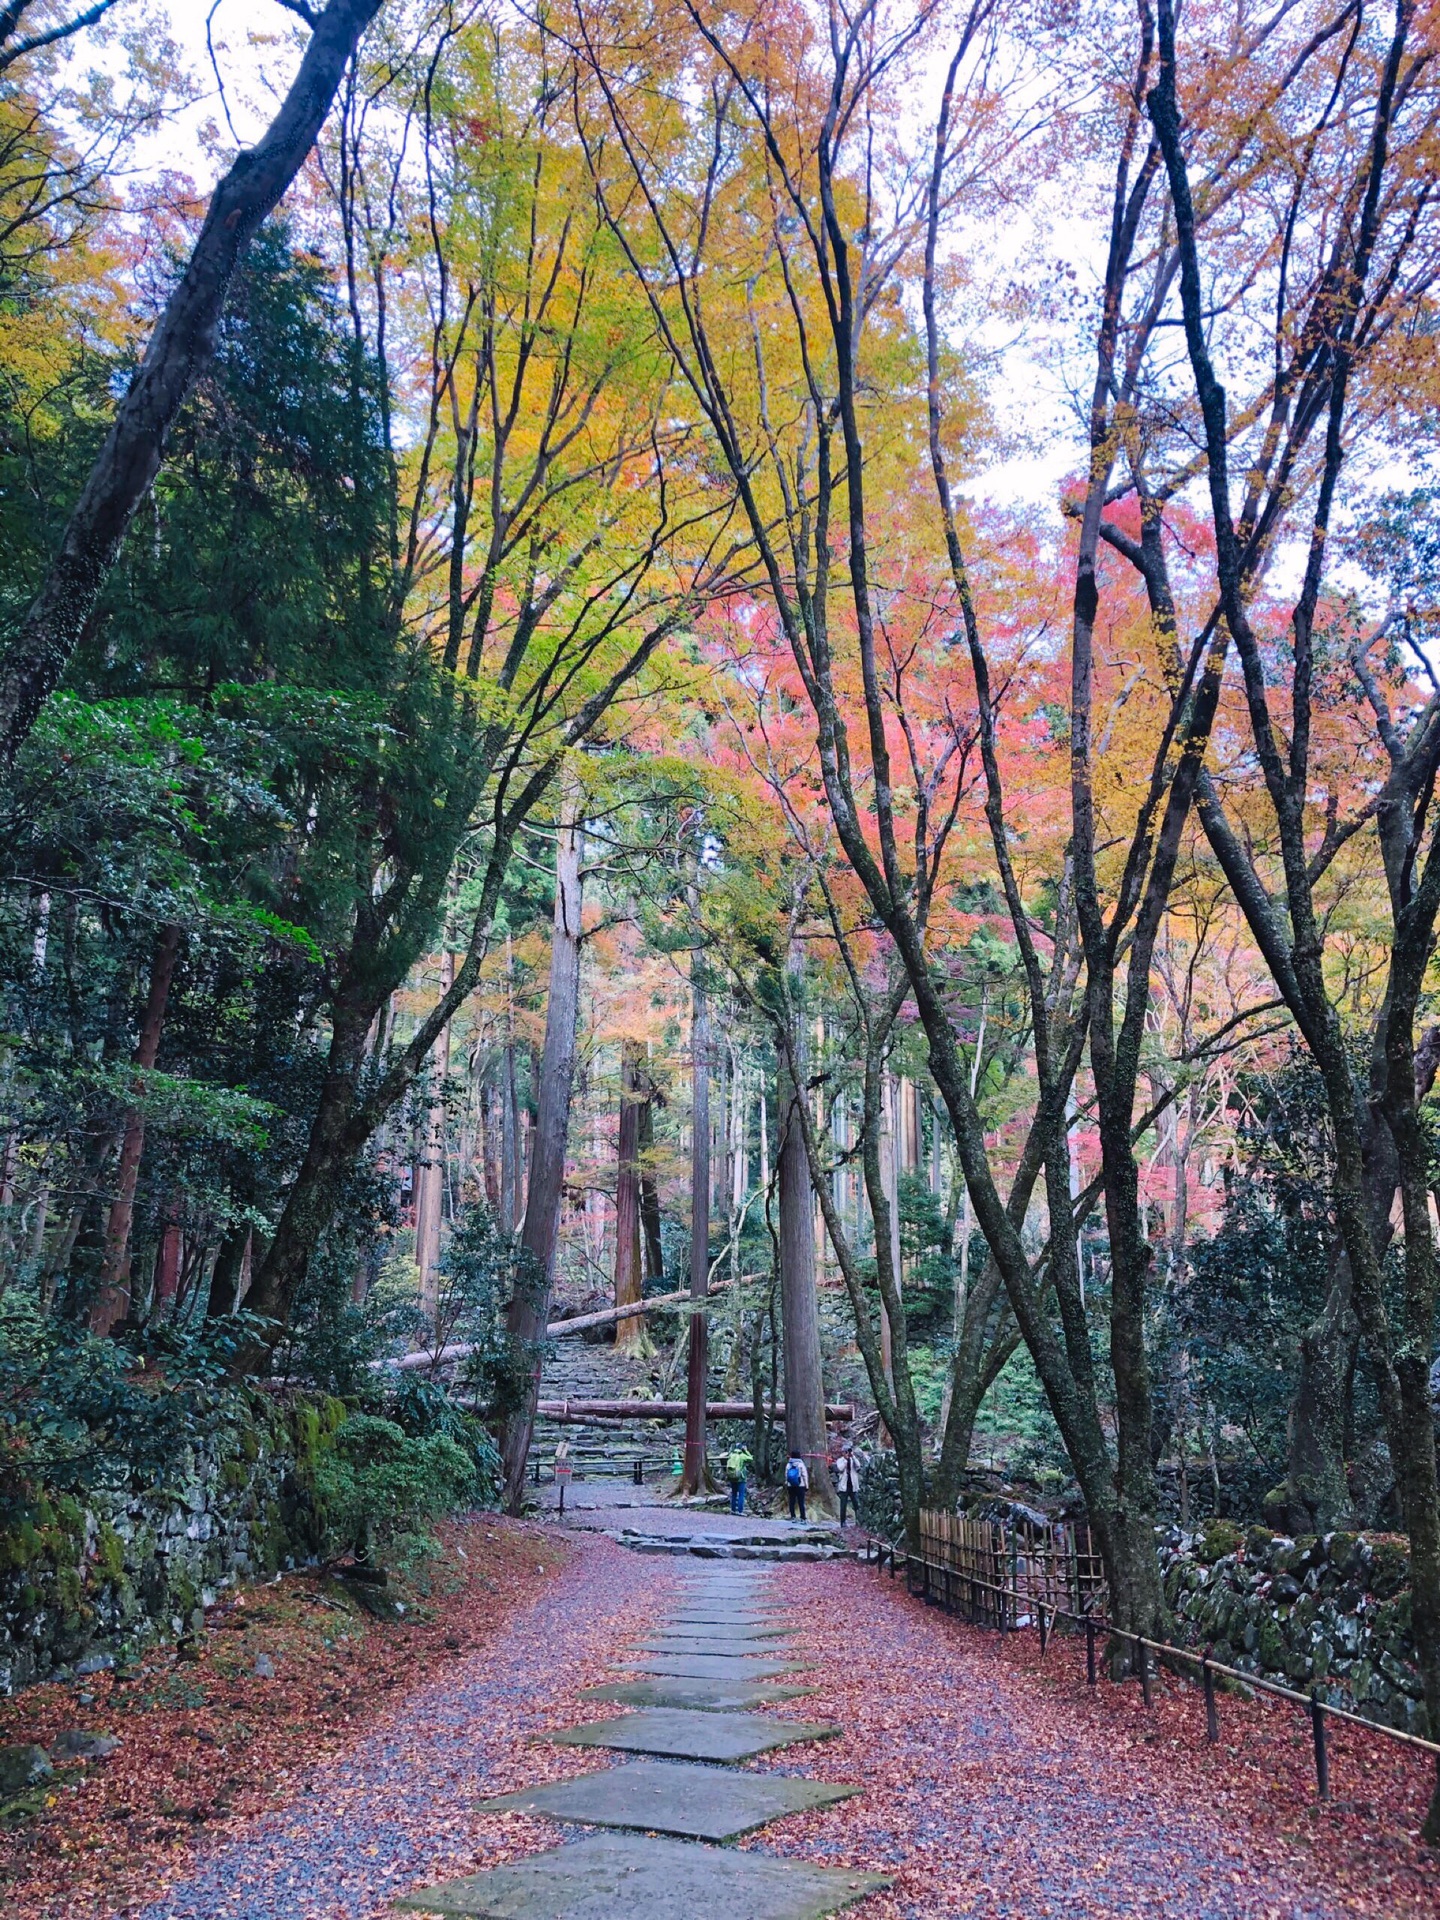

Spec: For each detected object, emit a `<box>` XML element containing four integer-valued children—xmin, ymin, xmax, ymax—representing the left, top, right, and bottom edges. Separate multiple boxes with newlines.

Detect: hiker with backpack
<box><xmin>725</xmin><ymin>1444</ymin><xmax>753</xmax><ymax>1514</ymax></box>
<box><xmin>784</xmin><ymin>1447</ymin><xmax>809</xmax><ymax>1521</ymax></box>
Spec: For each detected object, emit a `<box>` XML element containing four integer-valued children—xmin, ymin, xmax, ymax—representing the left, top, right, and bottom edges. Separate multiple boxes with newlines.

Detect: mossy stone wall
<box><xmin>1161</xmin><ymin>1522</ymin><xmax>1423</xmax><ymax>1734</ymax></box>
<box><xmin>0</xmin><ymin>1397</ymin><xmax>338</xmax><ymax>1694</ymax></box>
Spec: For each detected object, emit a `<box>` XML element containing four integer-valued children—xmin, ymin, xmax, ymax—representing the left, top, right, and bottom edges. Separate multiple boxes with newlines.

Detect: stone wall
<box><xmin>1161</xmin><ymin>1520</ymin><xmax>1422</xmax><ymax>1734</ymax></box>
<box><xmin>0</xmin><ymin>1397</ymin><xmax>337</xmax><ymax>1694</ymax></box>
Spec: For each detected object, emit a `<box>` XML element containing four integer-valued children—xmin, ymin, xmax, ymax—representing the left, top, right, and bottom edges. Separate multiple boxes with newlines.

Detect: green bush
<box><xmin>388</xmin><ymin>1373</ymin><xmax>502</xmax><ymax>1502</ymax></box>
<box><xmin>311</xmin><ymin>1412</ymin><xmax>480</xmax><ymax>1565</ymax></box>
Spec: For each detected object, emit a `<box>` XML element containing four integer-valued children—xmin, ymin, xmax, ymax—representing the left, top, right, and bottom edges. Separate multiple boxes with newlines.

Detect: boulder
<box><xmin>0</xmin><ymin>1744</ymin><xmax>53</xmax><ymax>1796</ymax></box>
<box><xmin>49</xmin><ymin>1730</ymin><xmax>119</xmax><ymax>1761</ymax></box>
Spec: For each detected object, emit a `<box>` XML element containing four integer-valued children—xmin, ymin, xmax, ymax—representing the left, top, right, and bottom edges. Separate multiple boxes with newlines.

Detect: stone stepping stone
<box><xmin>663</xmin><ymin>1615</ymin><xmax>789</xmax><ymax>1632</ymax></box>
<box><xmin>659</xmin><ymin>1621</ymin><xmax>793</xmax><ymax>1636</ymax></box>
<box><xmin>478</xmin><ymin>1756</ymin><xmax>854</xmax><ymax>1840</ymax></box>
<box><xmin>547</xmin><ymin>1707</ymin><xmax>839</xmax><ymax>1762</ymax></box>
<box><xmin>621</xmin><ymin>1655</ymin><xmax>804</xmax><ymax>1681</ymax></box>
<box><xmin>584</xmin><ymin>1677</ymin><xmax>812</xmax><ymax>1712</ymax></box>
<box><xmin>395</xmin><ymin>1830</ymin><xmax>888</xmax><ymax>1918</ymax></box>
<box><xmin>670</xmin><ymin>1589</ymin><xmax>777</xmax><ymax>1605</ymax></box>
<box><xmin>636</xmin><ymin>1636</ymin><xmax>792</xmax><ymax>1657</ymax></box>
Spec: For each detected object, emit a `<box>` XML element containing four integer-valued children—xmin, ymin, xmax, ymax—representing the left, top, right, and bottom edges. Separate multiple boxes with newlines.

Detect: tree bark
<box><xmin>0</xmin><ymin>0</ymin><xmax>383</xmax><ymax>762</ymax></box>
<box><xmin>89</xmin><ymin>923</ymin><xmax>182</xmax><ymax>1334</ymax></box>
<box><xmin>614</xmin><ymin>1037</ymin><xmax>646</xmax><ymax>1354</ymax></box>
<box><xmin>776</xmin><ymin>963</ymin><xmax>835</xmax><ymax>1514</ymax></box>
<box><xmin>638</xmin><ymin>1061</ymin><xmax>664</xmax><ymax>1282</ymax></box>
<box><xmin>413</xmin><ymin>948</ymin><xmax>455</xmax><ymax>1330</ymax></box>
<box><xmin>500</xmin><ymin>782</ymin><xmax>584</xmax><ymax>1509</ymax></box>
<box><xmin>151</xmin><ymin>1220</ymin><xmax>182</xmax><ymax>1318</ymax></box>
<box><xmin>681</xmin><ymin>959</ymin><xmax>711</xmax><ymax>1493</ymax></box>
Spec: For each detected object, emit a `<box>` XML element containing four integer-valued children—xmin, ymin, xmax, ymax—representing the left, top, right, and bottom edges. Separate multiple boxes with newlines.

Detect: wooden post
<box><xmin>1203</xmin><ymin>1656</ymin><xmax>1219</xmax><ymax>1741</ymax></box>
<box><xmin>1138</xmin><ymin>1637</ymin><xmax>1152</xmax><ymax>1707</ymax></box>
<box><xmin>1086</xmin><ymin>1615</ymin><xmax>1097</xmax><ymax>1686</ymax></box>
<box><xmin>1311</xmin><ymin>1690</ymin><xmax>1330</xmax><ymax>1800</ymax></box>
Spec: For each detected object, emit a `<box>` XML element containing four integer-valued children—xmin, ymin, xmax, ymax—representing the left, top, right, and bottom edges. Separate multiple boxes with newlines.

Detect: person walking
<box><xmin>834</xmin><ymin>1440</ymin><xmax>862</xmax><ymax>1528</ymax></box>
<box><xmin>784</xmin><ymin>1447</ymin><xmax>809</xmax><ymax>1521</ymax></box>
<box><xmin>725</xmin><ymin>1444</ymin><xmax>753</xmax><ymax>1514</ymax></box>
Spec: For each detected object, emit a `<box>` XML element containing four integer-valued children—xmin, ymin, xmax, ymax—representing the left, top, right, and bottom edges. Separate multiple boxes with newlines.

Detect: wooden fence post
<box><xmin>1311</xmin><ymin>1690</ymin><xmax>1330</xmax><ymax>1801</ymax></box>
<box><xmin>1203</xmin><ymin>1656</ymin><xmax>1219</xmax><ymax>1742</ymax></box>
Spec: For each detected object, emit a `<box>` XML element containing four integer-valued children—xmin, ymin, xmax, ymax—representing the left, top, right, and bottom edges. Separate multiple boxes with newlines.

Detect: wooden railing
<box><xmin>862</xmin><ymin>1513</ymin><xmax>1440</xmax><ymax>1804</ymax></box>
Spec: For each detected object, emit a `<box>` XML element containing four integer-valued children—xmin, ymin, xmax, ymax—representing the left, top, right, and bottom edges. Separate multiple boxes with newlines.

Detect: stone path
<box><xmin>121</xmin><ymin>1515</ymin><xmax>1388</xmax><ymax>1920</ymax></box>
<box><xmin>396</xmin><ymin>1562</ymin><xmax>887</xmax><ymax>1919</ymax></box>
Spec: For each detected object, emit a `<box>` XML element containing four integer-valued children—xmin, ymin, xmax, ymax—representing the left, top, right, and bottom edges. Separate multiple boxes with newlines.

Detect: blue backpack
<box><xmin>785</xmin><ymin>1458</ymin><xmax>803</xmax><ymax>1487</ymax></box>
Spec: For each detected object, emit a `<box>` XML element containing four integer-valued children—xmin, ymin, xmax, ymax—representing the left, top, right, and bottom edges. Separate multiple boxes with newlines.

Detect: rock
<box><xmin>74</xmin><ymin>1651</ymin><xmax>115</xmax><ymax>1677</ymax></box>
<box><xmin>0</xmin><ymin>1744</ymin><xmax>53</xmax><ymax>1795</ymax></box>
<box><xmin>49</xmin><ymin>1731</ymin><xmax>119</xmax><ymax>1761</ymax></box>
<box><xmin>252</xmin><ymin>1653</ymin><xmax>276</xmax><ymax>1679</ymax></box>
<box><xmin>1196</xmin><ymin>1518</ymin><xmax>1245</xmax><ymax>1564</ymax></box>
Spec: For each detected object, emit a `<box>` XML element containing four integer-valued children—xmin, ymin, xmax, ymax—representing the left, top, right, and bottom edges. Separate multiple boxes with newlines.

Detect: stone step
<box><xmin>611</xmin><ymin>1534</ymin><xmax>847</xmax><ymax>1562</ymax></box>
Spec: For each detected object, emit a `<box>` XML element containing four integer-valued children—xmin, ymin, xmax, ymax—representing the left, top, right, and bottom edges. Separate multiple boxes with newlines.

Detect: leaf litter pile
<box><xmin>0</xmin><ymin>1514</ymin><xmax>661</xmax><ymax>1920</ymax></box>
<box><xmin>748</xmin><ymin>1556</ymin><xmax>1440</xmax><ymax>1919</ymax></box>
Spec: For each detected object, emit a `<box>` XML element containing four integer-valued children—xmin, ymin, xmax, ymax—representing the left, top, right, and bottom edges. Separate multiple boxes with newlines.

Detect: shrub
<box><xmin>311</xmin><ymin>1412</ymin><xmax>479</xmax><ymax>1565</ymax></box>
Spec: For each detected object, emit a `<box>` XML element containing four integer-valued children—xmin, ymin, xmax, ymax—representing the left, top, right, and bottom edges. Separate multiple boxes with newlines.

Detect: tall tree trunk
<box><xmin>0</xmin><ymin>0</ymin><xmax>383</xmax><ymax>763</ymax></box>
<box><xmin>681</xmin><ymin>960</ymin><xmax>710</xmax><ymax>1493</ymax></box>
<box><xmin>500</xmin><ymin>784</ymin><xmax>584</xmax><ymax>1509</ymax></box>
<box><xmin>413</xmin><ymin>948</ymin><xmax>455</xmax><ymax>1331</ymax></box>
<box><xmin>151</xmin><ymin>1221</ymin><xmax>182</xmax><ymax>1319</ymax></box>
<box><xmin>638</xmin><ymin>1058</ymin><xmax>664</xmax><ymax>1282</ymax></box>
<box><xmin>1285</xmin><ymin>1088</ymin><xmax>1398</xmax><ymax>1530</ymax></box>
<box><xmin>499</xmin><ymin>940</ymin><xmax>519</xmax><ymax>1231</ymax></box>
<box><xmin>90</xmin><ymin>923</ymin><xmax>182</xmax><ymax>1335</ymax></box>
<box><xmin>776</xmin><ymin>964</ymin><xmax>835</xmax><ymax>1514</ymax></box>
<box><xmin>614</xmin><ymin>1037</ymin><xmax>646</xmax><ymax>1353</ymax></box>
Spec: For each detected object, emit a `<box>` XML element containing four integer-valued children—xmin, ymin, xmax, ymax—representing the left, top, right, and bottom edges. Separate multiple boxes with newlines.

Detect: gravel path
<box><xmin>130</xmin><ymin>1536</ymin><xmax>675</xmax><ymax>1920</ymax></box>
<box><xmin>125</xmin><ymin>1529</ymin><xmax>1432</xmax><ymax>1920</ymax></box>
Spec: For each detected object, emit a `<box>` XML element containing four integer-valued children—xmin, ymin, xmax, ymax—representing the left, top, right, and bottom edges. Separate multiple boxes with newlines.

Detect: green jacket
<box><xmin>725</xmin><ymin>1448</ymin><xmax>752</xmax><ymax>1481</ymax></box>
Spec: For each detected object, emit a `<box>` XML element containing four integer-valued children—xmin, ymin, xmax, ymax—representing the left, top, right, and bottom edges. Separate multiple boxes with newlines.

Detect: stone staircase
<box><xmin>530</xmin><ymin>1333</ymin><xmax>701</xmax><ymax>1489</ymax></box>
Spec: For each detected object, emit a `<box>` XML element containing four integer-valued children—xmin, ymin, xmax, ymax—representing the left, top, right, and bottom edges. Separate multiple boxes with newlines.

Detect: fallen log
<box><xmin>374</xmin><ymin>1287</ymin><xmax>706</xmax><ymax>1374</ymax></box>
<box><xmin>532</xmin><ymin>1399</ymin><xmax>856</xmax><ymax>1422</ymax></box>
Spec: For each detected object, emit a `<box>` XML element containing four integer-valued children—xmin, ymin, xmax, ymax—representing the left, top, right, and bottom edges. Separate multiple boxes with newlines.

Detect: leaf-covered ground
<box><xmin>752</xmin><ymin>1555</ymin><xmax>1440</xmax><ymax>1918</ymax></box>
<box><xmin>0</xmin><ymin>1515</ymin><xmax>607</xmax><ymax>1919</ymax></box>
<box><xmin>4</xmin><ymin>1523</ymin><xmax>1438</xmax><ymax>1918</ymax></box>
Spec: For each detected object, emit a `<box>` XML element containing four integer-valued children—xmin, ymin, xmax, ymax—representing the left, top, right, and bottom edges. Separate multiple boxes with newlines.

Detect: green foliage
<box><xmin>1174</xmin><ymin>1052</ymin><xmax>1341</xmax><ymax>1502</ymax></box>
<box><xmin>434</xmin><ymin>1204</ymin><xmax>539</xmax><ymax>1425</ymax></box>
<box><xmin>972</xmin><ymin>1346</ymin><xmax>1069</xmax><ymax>1480</ymax></box>
<box><xmin>0</xmin><ymin>219</ymin><xmax>404</xmax><ymax>1332</ymax></box>
<box><xmin>388</xmin><ymin>1373</ymin><xmax>501</xmax><ymax>1503</ymax></box>
<box><xmin>0</xmin><ymin>1300</ymin><xmax>266</xmax><ymax>1526</ymax></box>
<box><xmin>310</xmin><ymin>1412</ymin><xmax>482</xmax><ymax>1565</ymax></box>
<box><xmin>896</xmin><ymin>1171</ymin><xmax>955</xmax><ymax>1341</ymax></box>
